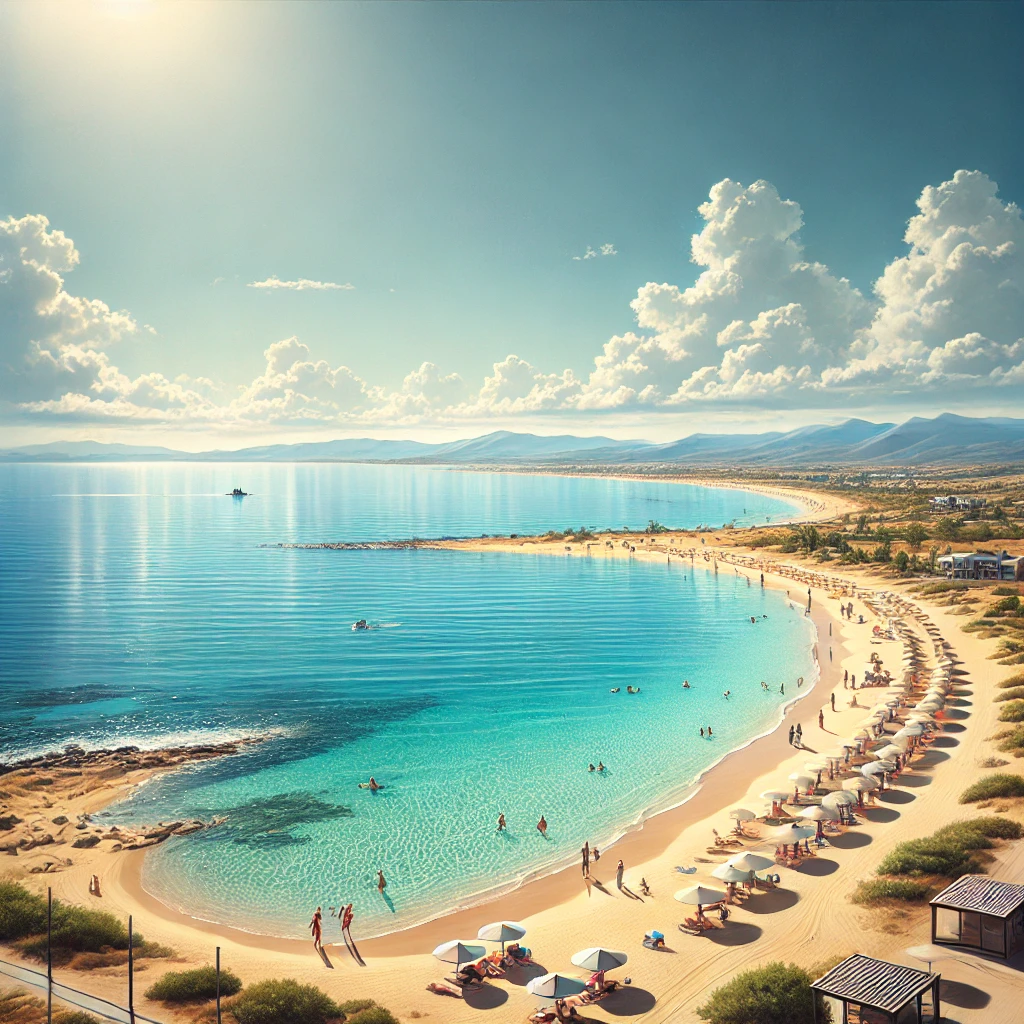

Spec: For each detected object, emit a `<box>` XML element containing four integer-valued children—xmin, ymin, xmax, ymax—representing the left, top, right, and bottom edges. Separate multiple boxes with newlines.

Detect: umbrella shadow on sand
<box><xmin>863</xmin><ymin>806</ymin><xmax>900</xmax><ymax>824</ymax></box>
<box><xmin>741</xmin><ymin>889</ymin><xmax>799</xmax><ymax>914</ymax></box>
<box><xmin>705</xmin><ymin>921</ymin><xmax>762</xmax><ymax>946</ymax></box>
<box><xmin>503</xmin><ymin>962</ymin><xmax>548</xmax><ymax>986</ymax></box>
<box><xmin>597</xmin><ymin>986</ymin><xmax>657</xmax><ymax>1016</ymax></box>
<box><xmin>463</xmin><ymin>985</ymin><xmax>509</xmax><ymax>1010</ymax></box>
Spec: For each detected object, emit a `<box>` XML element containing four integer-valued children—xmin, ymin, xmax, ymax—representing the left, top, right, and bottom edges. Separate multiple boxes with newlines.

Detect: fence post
<box><xmin>128</xmin><ymin>915</ymin><xmax>135</xmax><ymax>1024</ymax></box>
<box><xmin>216</xmin><ymin>946</ymin><xmax>222</xmax><ymax>1024</ymax></box>
<box><xmin>46</xmin><ymin>888</ymin><xmax>52</xmax><ymax>1024</ymax></box>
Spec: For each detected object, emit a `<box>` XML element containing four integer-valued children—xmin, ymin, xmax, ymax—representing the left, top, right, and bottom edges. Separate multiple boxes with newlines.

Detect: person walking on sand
<box><xmin>795</xmin><ymin>723</ymin><xmax>802</xmax><ymax>747</ymax></box>
<box><xmin>537</xmin><ymin>815</ymin><xmax>548</xmax><ymax>838</ymax></box>
<box><xmin>788</xmin><ymin>725</ymin><xmax>795</xmax><ymax>746</ymax></box>
<box><xmin>377</xmin><ymin>870</ymin><xmax>387</xmax><ymax>895</ymax></box>
<box><xmin>615</xmin><ymin>859</ymin><xmax>624</xmax><ymax>890</ymax></box>
<box><xmin>830</xmin><ymin>692</ymin><xmax>836</xmax><ymax>712</ymax></box>
<box><xmin>310</xmin><ymin>906</ymin><xmax>323</xmax><ymax>951</ymax></box>
<box><xmin>818</xmin><ymin>709</ymin><xmax>825</xmax><ymax>730</ymax></box>
<box><xmin>582</xmin><ymin>841</ymin><xmax>590</xmax><ymax>877</ymax></box>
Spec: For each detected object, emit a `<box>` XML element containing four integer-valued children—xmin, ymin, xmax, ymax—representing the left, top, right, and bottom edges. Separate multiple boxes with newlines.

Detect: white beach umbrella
<box><xmin>788</xmin><ymin>773</ymin><xmax>815</xmax><ymax>789</ymax></box>
<box><xmin>674</xmin><ymin>884</ymin><xmax>727</xmax><ymax>905</ymax></box>
<box><xmin>862</xmin><ymin>763</ymin><xmax>890</xmax><ymax>777</ymax></box>
<box><xmin>822</xmin><ymin>790</ymin><xmax>856</xmax><ymax>807</ymax></box>
<box><xmin>770</xmin><ymin>822</ymin><xmax>817</xmax><ymax>841</ymax></box>
<box><xmin>897</xmin><ymin>723</ymin><xmax>925</xmax><ymax>737</ymax></box>
<box><xmin>804</xmin><ymin>761</ymin><xmax>828</xmax><ymax>773</ymax></box>
<box><xmin>527</xmin><ymin>973</ymin><xmax>588</xmax><ymax>999</ymax></box>
<box><xmin>726</xmin><ymin>851</ymin><xmax>775</xmax><ymax>873</ymax></box>
<box><xmin>874</xmin><ymin>745</ymin><xmax>904</xmax><ymax>760</ymax></box>
<box><xmin>760</xmin><ymin>789</ymin><xmax>790</xmax><ymax>803</ymax></box>
<box><xmin>477</xmin><ymin>921</ymin><xmax>526</xmax><ymax>950</ymax></box>
<box><xmin>887</xmin><ymin>735</ymin><xmax>911</xmax><ymax>751</ymax></box>
<box><xmin>712</xmin><ymin>862</ymin><xmax>752</xmax><ymax>884</ymax></box>
<box><xmin>797</xmin><ymin>805</ymin><xmax>838</xmax><ymax>822</ymax></box>
<box><xmin>843</xmin><ymin>777</ymin><xmax>879</xmax><ymax>792</ymax></box>
<box><xmin>570</xmin><ymin>947</ymin><xmax>628</xmax><ymax>972</ymax></box>
<box><xmin>728</xmin><ymin>808</ymin><xmax>756</xmax><ymax>821</ymax></box>
<box><xmin>433</xmin><ymin>940</ymin><xmax>487</xmax><ymax>968</ymax></box>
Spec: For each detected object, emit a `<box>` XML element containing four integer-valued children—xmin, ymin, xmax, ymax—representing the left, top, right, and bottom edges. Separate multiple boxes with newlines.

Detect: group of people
<box><xmin>787</xmin><ymin>723</ymin><xmax>803</xmax><ymax>747</ymax></box>
<box><xmin>309</xmin><ymin>902</ymin><xmax>355</xmax><ymax>952</ymax></box>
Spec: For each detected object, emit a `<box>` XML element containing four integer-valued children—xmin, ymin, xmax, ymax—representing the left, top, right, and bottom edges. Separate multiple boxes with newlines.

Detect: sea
<box><xmin>0</xmin><ymin>462</ymin><xmax>815</xmax><ymax>938</ymax></box>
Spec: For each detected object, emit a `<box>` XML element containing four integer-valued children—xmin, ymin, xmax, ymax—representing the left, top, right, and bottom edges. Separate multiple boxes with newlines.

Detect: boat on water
<box><xmin>227</xmin><ymin>488</ymin><xmax>249</xmax><ymax>497</ymax></box>
<box><xmin>352</xmin><ymin>619</ymin><xmax>369</xmax><ymax>631</ymax></box>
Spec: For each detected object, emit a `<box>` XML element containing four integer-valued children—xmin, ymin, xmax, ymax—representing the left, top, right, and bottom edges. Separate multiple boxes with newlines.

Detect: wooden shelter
<box><xmin>930</xmin><ymin>874</ymin><xmax>1024</xmax><ymax>959</ymax></box>
<box><xmin>811</xmin><ymin>954</ymin><xmax>940</xmax><ymax>1023</ymax></box>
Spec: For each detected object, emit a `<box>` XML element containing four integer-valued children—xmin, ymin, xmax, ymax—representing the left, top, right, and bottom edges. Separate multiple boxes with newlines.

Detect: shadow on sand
<box><xmin>930</xmin><ymin>736</ymin><xmax>959</xmax><ymax>748</ymax></box>
<box><xmin>828</xmin><ymin>830</ymin><xmax>873</xmax><ymax>849</ymax></box>
<box><xmin>940</xmin><ymin>980</ymin><xmax>991</xmax><ymax>1010</ymax></box>
<box><xmin>896</xmin><ymin>774</ymin><xmax>933</xmax><ymax>788</ymax></box>
<box><xmin>796</xmin><ymin>858</ymin><xmax>839</xmax><ymax>877</ymax></box>
<box><xmin>705</xmin><ymin>921</ymin><xmax>762</xmax><ymax>946</ymax></box>
<box><xmin>863</xmin><ymin>807</ymin><xmax>900</xmax><ymax>824</ymax></box>
<box><xmin>503</xmin><ymin>962</ymin><xmax>547</xmax><ymax>987</ymax></box>
<box><xmin>599</xmin><ymin>986</ymin><xmax>657</xmax><ymax>1015</ymax></box>
<box><xmin>742</xmin><ymin>888</ymin><xmax>799</xmax><ymax>914</ymax></box>
<box><xmin>878</xmin><ymin>789</ymin><xmax>916</xmax><ymax>805</ymax></box>
<box><xmin>463</xmin><ymin>985</ymin><xmax>509</xmax><ymax>1010</ymax></box>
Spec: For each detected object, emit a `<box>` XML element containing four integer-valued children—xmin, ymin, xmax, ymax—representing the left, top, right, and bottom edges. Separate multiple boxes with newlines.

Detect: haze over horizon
<box><xmin>2</xmin><ymin>3</ymin><xmax>1023</xmax><ymax>449</ymax></box>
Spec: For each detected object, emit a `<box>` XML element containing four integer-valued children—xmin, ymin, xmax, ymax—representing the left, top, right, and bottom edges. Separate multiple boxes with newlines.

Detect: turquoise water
<box><xmin>0</xmin><ymin>462</ymin><xmax>813</xmax><ymax>938</ymax></box>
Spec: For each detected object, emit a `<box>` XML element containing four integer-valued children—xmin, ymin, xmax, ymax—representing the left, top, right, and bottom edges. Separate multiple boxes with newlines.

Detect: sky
<box><xmin>1</xmin><ymin>0</ymin><xmax>1023</xmax><ymax>449</ymax></box>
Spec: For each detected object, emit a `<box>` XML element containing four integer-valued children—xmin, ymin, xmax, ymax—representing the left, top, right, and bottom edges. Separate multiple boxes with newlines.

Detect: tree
<box><xmin>856</xmin><ymin>514</ymin><xmax>869</xmax><ymax>535</ymax></box>
<box><xmin>934</xmin><ymin>518</ymin><xmax>961</xmax><ymax>542</ymax></box>
<box><xmin>646</xmin><ymin>520</ymin><xmax>668</xmax><ymax>534</ymax></box>
<box><xmin>894</xmin><ymin>550</ymin><xmax>910</xmax><ymax>573</ymax></box>
<box><xmin>904</xmin><ymin>523</ymin><xmax>928</xmax><ymax>551</ymax></box>
<box><xmin>696</xmin><ymin>962</ymin><xmax>825</xmax><ymax>1024</ymax></box>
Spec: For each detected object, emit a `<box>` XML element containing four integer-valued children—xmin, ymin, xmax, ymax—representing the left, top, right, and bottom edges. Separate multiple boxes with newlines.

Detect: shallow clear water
<box><xmin>0</xmin><ymin>462</ymin><xmax>812</xmax><ymax>938</ymax></box>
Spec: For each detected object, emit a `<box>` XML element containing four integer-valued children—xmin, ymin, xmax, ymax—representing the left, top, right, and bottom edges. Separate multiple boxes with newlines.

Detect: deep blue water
<box><xmin>0</xmin><ymin>462</ymin><xmax>812</xmax><ymax>937</ymax></box>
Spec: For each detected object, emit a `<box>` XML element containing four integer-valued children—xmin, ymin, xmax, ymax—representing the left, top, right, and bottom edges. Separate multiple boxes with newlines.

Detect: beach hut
<box><xmin>930</xmin><ymin>874</ymin><xmax>1024</xmax><ymax>959</ymax></box>
<box><xmin>811</xmin><ymin>953</ymin><xmax>940</xmax><ymax>1023</ymax></box>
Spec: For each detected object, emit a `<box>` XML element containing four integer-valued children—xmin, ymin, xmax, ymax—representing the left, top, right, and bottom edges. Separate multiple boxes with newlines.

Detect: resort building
<box><xmin>928</xmin><ymin>495</ymin><xmax>987</xmax><ymax>513</ymax></box>
<box><xmin>936</xmin><ymin>550</ymin><xmax>1023</xmax><ymax>581</ymax></box>
<box><xmin>930</xmin><ymin>874</ymin><xmax>1024</xmax><ymax>960</ymax></box>
<box><xmin>811</xmin><ymin>954</ymin><xmax>940</xmax><ymax>1024</ymax></box>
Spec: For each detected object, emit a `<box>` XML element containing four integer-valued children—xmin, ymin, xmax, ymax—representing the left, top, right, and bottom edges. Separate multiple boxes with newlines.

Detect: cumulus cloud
<box><xmin>248</xmin><ymin>276</ymin><xmax>354</xmax><ymax>291</ymax></box>
<box><xmin>4</xmin><ymin>169</ymin><xmax>1024</xmax><ymax>429</ymax></box>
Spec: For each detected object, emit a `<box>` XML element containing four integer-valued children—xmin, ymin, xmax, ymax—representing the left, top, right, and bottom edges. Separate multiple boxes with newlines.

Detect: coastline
<box><xmin>6</xmin><ymin>532</ymin><xmax>1023</xmax><ymax>1023</ymax></box>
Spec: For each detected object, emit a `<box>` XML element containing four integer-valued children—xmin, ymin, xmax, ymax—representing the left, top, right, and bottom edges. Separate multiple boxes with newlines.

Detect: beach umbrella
<box><xmin>760</xmin><ymin>789</ymin><xmax>789</xmax><ymax>802</ymax></box>
<box><xmin>570</xmin><ymin>948</ymin><xmax>628</xmax><ymax>972</ymax></box>
<box><xmin>804</xmin><ymin>761</ymin><xmax>828</xmax><ymax>772</ymax></box>
<box><xmin>477</xmin><ymin>921</ymin><xmax>526</xmax><ymax>951</ymax></box>
<box><xmin>787</xmin><ymin>773</ymin><xmax>815</xmax><ymax>789</ymax></box>
<box><xmin>862</xmin><ymin>763</ymin><xmax>890</xmax><ymax>777</ymax></box>
<box><xmin>897</xmin><ymin>723</ymin><xmax>925</xmax><ymax>738</ymax></box>
<box><xmin>888</xmin><ymin>735</ymin><xmax>911</xmax><ymax>751</ymax></box>
<box><xmin>728</xmin><ymin>808</ymin><xmax>755</xmax><ymax>821</ymax></box>
<box><xmin>905</xmin><ymin>943</ymin><xmax>952</xmax><ymax>972</ymax></box>
<box><xmin>843</xmin><ymin>777</ymin><xmax>879</xmax><ymax>793</ymax></box>
<box><xmin>527</xmin><ymin>973</ymin><xmax>588</xmax><ymax>999</ymax></box>
<box><xmin>712</xmin><ymin>863</ymin><xmax>752</xmax><ymax>884</ymax></box>
<box><xmin>822</xmin><ymin>790</ymin><xmax>856</xmax><ymax>807</ymax></box>
<box><xmin>674</xmin><ymin>884</ymin><xmax>727</xmax><ymax>905</ymax></box>
<box><xmin>726</xmin><ymin>851</ymin><xmax>775</xmax><ymax>873</ymax></box>
<box><xmin>433</xmin><ymin>940</ymin><xmax>487</xmax><ymax>968</ymax></box>
<box><xmin>797</xmin><ymin>805</ymin><xmax>838</xmax><ymax>821</ymax></box>
<box><xmin>769</xmin><ymin>822</ymin><xmax>816</xmax><ymax>842</ymax></box>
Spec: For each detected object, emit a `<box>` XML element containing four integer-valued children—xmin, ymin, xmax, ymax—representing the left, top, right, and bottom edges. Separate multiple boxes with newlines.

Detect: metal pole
<box><xmin>216</xmin><ymin>946</ymin><xmax>222</xmax><ymax>1024</ymax></box>
<box><xmin>127</xmin><ymin>915</ymin><xmax>135</xmax><ymax>1024</ymax></box>
<box><xmin>46</xmin><ymin>888</ymin><xmax>52</xmax><ymax>1024</ymax></box>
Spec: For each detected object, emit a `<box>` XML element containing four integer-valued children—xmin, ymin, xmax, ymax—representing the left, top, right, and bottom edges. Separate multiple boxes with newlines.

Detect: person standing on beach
<box><xmin>581</xmin><ymin>841</ymin><xmax>590</xmax><ymax>877</ymax></box>
<box><xmin>497</xmin><ymin>813</ymin><xmax>506</xmax><ymax>832</ymax></box>
<box><xmin>788</xmin><ymin>725</ymin><xmax>795</xmax><ymax>745</ymax></box>
<box><xmin>615</xmin><ymin>859</ymin><xmax>624</xmax><ymax>890</ymax></box>
<box><xmin>831</xmin><ymin>692</ymin><xmax>836</xmax><ymax>712</ymax></box>
<box><xmin>843</xmin><ymin>669</ymin><xmax>848</xmax><ymax>689</ymax></box>
<box><xmin>537</xmin><ymin>815</ymin><xmax>548</xmax><ymax>838</ymax></box>
<box><xmin>795</xmin><ymin>723</ymin><xmax>803</xmax><ymax>747</ymax></box>
<box><xmin>760</xmin><ymin>573</ymin><xmax>764</xmax><ymax>587</ymax></box>
<box><xmin>341</xmin><ymin>903</ymin><xmax>354</xmax><ymax>941</ymax></box>
<box><xmin>377</xmin><ymin>870</ymin><xmax>387</xmax><ymax>895</ymax></box>
<box><xmin>310</xmin><ymin>906</ymin><xmax>323</xmax><ymax>951</ymax></box>
<box><xmin>818</xmin><ymin>709</ymin><xmax>825</xmax><ymax>729</ymax></box>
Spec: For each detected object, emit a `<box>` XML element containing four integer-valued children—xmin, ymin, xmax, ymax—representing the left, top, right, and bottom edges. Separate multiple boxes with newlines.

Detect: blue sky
<box><xmin>1</xmin><ymin>1</ymin><xmax>1023</xmax><ymax>447</ymax></box>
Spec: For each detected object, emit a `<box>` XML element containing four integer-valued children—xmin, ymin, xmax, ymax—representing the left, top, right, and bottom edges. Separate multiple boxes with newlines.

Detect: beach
<box><xmin>4</xmin><ymin>527</ymin><xmax>1022</xmax><ymax>1023</ymax></box>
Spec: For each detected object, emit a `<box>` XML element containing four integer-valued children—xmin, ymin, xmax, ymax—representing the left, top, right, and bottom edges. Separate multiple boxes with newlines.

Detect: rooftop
<box><xmin>811</xmin><ymin>955</ymin><xmax>936</xmax><ymax>1013</ymax></box>
<box><xmin>931</xmin><ymin>874</ymin><xmax>1024</xmax><ymax>918</ymax></box>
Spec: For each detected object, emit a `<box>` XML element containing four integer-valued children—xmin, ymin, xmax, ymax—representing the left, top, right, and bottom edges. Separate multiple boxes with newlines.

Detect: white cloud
<box><xmin>5</xmin><ymin>170</ymin><xmax>1024</xmax><ymax>430</ymax></box>
<box><xmin>572</xmin><ymin>242</ymin><xmax>617</xmax><ymax>261</ymax></box>
<box><xmin>248</xmin><ymin>276</ymin><xmax>354</xmax><ymax>291</ymax></box>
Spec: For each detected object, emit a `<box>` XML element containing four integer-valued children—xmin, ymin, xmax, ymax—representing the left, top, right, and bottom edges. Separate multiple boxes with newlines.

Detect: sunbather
<box><xmin>643</xmin><ymin>930</ymin><xmax>666</xmax><ymax>949</ymax></box>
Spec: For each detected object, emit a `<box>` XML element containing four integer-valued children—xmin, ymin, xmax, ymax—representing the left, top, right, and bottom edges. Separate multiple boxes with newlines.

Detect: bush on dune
<box><xmin>346</xmin><ymin>1008</ymin><xmax>399</xmax><ymax>1024</ymax></box>
<box><xmin>226</xmin><ymin>979</ymin><xmax>342</xmax><ymax>1024</ymax></box>
<box><xmin>0</xmin><ymin>881</ymin><xmax>46</xmax><ymax>941</ymax></box>
<box><xmin>852</xmin><ymin>879</ymin><xmax>932</xmax><ymax>905</ymax></box>
<box><xmin>146</xmin><ymin>965</ymin><xmax>242</xmax><ymax>1003</ymax></box>
<box><xmin>877</xmin><ymin>837</ymin><xmax>981</xmax><ymax>878</ymax></box>
<box><xmin>997</xmin><ymin>725</ymin><xmax>1024</xmax><ymax>756</ymax></box>
<box><xmin>960</xmin><ymin>775</ymin><xmax>1024</xmax><ymax>802</ymax></box>
<box><xmin>998</xmin><ymin>671</ymin><xmax>1024</xmax><ymax>689</ymax></box>
<box><xmin>696</xmin><ymin>962</ymin><xmax>822</xmax><ymax>1024</ymax></box>
<box><xmin>994</xmin><ymin>687</ymin><xmax>1024</xmax><ymax>702</ymax></box>
<box><xmin>999</xmin><ymin>701</ymin><xmax>1024</xmax><ymax>723</ymax></box>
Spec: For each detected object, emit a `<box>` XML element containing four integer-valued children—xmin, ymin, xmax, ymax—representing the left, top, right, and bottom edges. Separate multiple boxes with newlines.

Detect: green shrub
<box><xmin>876</xmin><ymin>837</ymin><xmax>981</xmax><ymax>878</ymax></box>
<box><xmin>932</xmin><ymin>824</ymin><xmax>994</xmax><ymax>850</ymax></box>
<box><xmin>55</xmin><ymin>1013</ymin><xmax>102</xmax><ymax>1024</ymax></box>
<box><xmin>696</xmin><ymin>961</ymin><xmax>822</xmax><ymax>1024</ymax></box>
<box><xmin>999</xmin><ymin>701</ymin><xmax>1024</xmax><ymax>723</ymax></box>
<box><xmin>227</xmin><ymin>979</ymin><xmax>342</xmax><ymax>1024</ymax></box>
<box><xmin>966</xmin><ymin>815</ymin><xmax>1024</xmax><ymax>839</ymax></box>
<box><xmin>146</xmin><ymin>965</ymin><xmax>242</xmax><ymax>1003</ymax></box>
<box><xmin>0</xmin><ymin>880</ymin><xmax>47</xmax><ymax>940</ymax></box>
<box><xmin>997</xmin><ymin>725</ymin><xmax>1024</xmax><ymax>756</ymax></box>
<box><xmin>347</xmin><ymin>1009</ymin><xmax>399</xmax><ymax>1024</ymax></box>
<box><xmin>852</xmin><ymin>879</ymin><xmax>932</xmax><ymax>904</ymax></box>
<box><xmin>998</xmin><ymin>672</ymin><xmax>1024</xmax><ymax>688</ymax></box>
<box><xmin>960</xmin><ymin>774</ymin><xmax>1024</xmax><ymax>802</ymax></box>
<box><xmin>994</xmin><ymin>687</ymin><xmax>1024</xmax><ymax>702</ymax></box>
<box><xmin>337</xmin><ymin>1001</ymin><xmax>376</xmax><ymax>1016</ymax></box>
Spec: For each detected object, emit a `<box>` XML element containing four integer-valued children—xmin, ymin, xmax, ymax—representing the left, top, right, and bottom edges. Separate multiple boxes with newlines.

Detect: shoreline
<box><xmin>11</xmin><ymin>539</ymin><xmax>837</xmax><ymax>956</ymax></box>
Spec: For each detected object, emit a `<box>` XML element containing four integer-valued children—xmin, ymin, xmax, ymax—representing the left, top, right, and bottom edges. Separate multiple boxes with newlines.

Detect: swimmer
<box><xmin>610</xmin><ymin>687</ymin><xmax>620</xmax><ymax>693</ymax></box>
<box><xmin>358</xmin><ymin>776</ymin><xmax>384</xmax><ymax>790</ymax></box>
<box><xmin>700</xmin><ymin>727</ymin><xmax>705</xmax><ymax>738</ymax></box>
<box><xmin>751</xmin><ymin>616</ymin><xmax>756</xmax><ymax>624</ymax></box>
<box><xmin>780</xmin><ymin>683</ymin><xmax>785</xmax><ymax>695</ymax></box>
<box><xmin>497</xmin><ymin>813</ymin><xmax>506</xmax><ymax>832</ymax></box>
<box><xmin>377</xmin><ymin>870</ymin><xmax>387</xmax><ymax>895</ymax></box>
<box><xmin>723</xmin><ymin>690</ymin><xmax>731</xmax><ymax>699</ymax></box>
<box><xmin>707</xmin><ymin>725</ymin><xmax>713</xmax><ymax>738</ymax></box>
<box><xmin>537</xmin><ymin>815</ymin><xmax>548</xmax><ymax>838</ymax></box>
<box><xmin>597</xmin><ymin>762</ymin><xmax>605</xmax><ymax>772</ymax></box>
<box><xmin>683</xmin><ymin>680</ymin><xmax>690</xmax><ymax>688</ymax></box>
<box><xmin>588</xmin><ymin>763</ymin><xmax>596</xmax><ymax>772</ymax></box>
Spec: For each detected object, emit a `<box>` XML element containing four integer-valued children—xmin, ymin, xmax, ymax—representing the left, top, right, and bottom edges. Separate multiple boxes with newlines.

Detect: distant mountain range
<box><xmin>4</xmin><ymin>415</ymin><xmax>1024</xmax><ymax>467</ymax></box>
